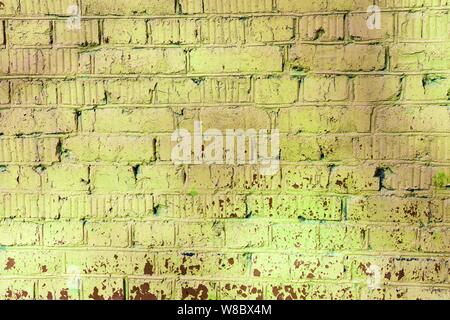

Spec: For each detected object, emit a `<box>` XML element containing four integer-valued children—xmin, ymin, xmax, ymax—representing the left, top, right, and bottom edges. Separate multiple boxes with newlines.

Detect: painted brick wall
<box><xmin>0</xmin><ymin>0</ymin><xmax>449</xmax><ymax>300</ymax></box>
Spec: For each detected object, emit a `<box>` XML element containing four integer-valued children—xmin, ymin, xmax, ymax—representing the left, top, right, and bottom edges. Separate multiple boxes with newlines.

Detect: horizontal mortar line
<box><xmin>6</xmin><ymin>42</ymin><xmax>296</xmax><ymax>49</ymax></box>
<box><xmin>3</xmin><ymin>70</ymin><xmax>450</xmax><ymax>79</ymax></box>
<box><xmin>0</xmin><ymin>188</ymin><xmax>443</xmax><ymax>196</ymax></box>
<box><xmin>2</xmin><ymin>159</ymin><xmax>447</xmax><ymax>167</ymax></box>
<box><xmin>3</xmin><ymin>131</ymin><xmax>449</xmax><ymax>138</ymax></box>
<box><xmin>1</xmin><ymin>103</ymin><xmax>450</xmax><ymax>109</ymax></box>
<box><xmin>2</xmin><ymin>274</ymin><xmax>448</xmax><ymax>286</ymax></box>
<box><xmin>4</xmin><ymin>40</ymin><xmax>450</xmax><ymax>50</ymax></box>
<box><xmin>2</xmin><ymin>218</ymin><xmax>447</xmax><ymax>227</ymax></box>
<box><xmin>1</xmin><ymin>159</ymin><xmax>450</xmax><ymax>166</ymax></box>
<box><xmin>2</xmin><ymin>7</ymin><xmax>450</xmax><ymax>20</ymax></box>
<box><xmin>0</xmin><ymin>249</ymin><xmax>449</xmax><ymax>261</ymax></box>
<box><xmin>0</xmin><ymin>190</ymin><xmax>399</xmax><ymax>197</ymax></box>
<box><xmin>2</xmin><ymin>277</ymin><xmax>450</xmax><ymax>290</ymax></box>
<box><xmin>2</xmin><ymin>102</ymin><xmax>450</xmax><ymax>109</ymax></box>
<box><xmin>1</xmin><ymin>246</ymin><xmax>449</xmax><ymax>256</ymax></box>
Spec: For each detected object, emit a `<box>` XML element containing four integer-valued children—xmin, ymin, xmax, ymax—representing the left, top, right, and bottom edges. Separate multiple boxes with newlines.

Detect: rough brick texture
<box><xmin>0</xmin><ymin>0</ymin><xmax>449</xmax><ymax>301</ymax></box>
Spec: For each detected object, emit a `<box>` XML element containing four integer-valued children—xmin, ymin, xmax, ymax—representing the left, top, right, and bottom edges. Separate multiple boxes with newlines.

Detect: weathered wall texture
<box><xmin>0</xmin><ymin>0</ymin><xmax>449</xmax><ymax>300</ymax></box>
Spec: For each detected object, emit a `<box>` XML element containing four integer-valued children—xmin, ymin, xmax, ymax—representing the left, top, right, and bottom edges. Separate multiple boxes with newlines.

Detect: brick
<box><xmin>149</xmin><ymin>18</ymin><xmax>198</xmax><ymax>44</ymax></box>
<box><xmin>247</xmin><ymin>194</ymin><xmax>341</xmax><ymax>221</ymax></box>
<box><xmin>252</xmin><ymin>253</ymin><xmax>290</xmax><ymax>278</ymax></box>
<box><xmin>8</xmin><ymin>20</ymin><xmax>51</xmax><ymax>45</ymax></box>
<box><xmin>319</xmin><ymin>224</ymin><xmax>367</xmax><ymax>251</ymax></box>
<box><xmin>91</xmin><ymin>166</ymin><xmax>135</xmax><ymax>193</ymax></box>
<box><xmin>5</xmin><ymin>0</ymin><xmax>78</xmax><ymax>15</ymax></box>
<box><xmin>38</xmin><ymin>279</ymin><xmax>79</xmax><ymax>300</ymax></box>
<box><xmin>362</xmin><ymin>286</ymin><xmax>450</xmax><ymax>300</ymax></box>
<box><xmin>255</xmin><ymin>78</ymin><xmax>299</xmax><ymax>104</ymax></box>
<box><xmin>0</xmin><ymin>137</ymin><xmax>60</xmax><ymax>163</ymax></box>
<box><xmin>404</xmin><ymin>74</ymin><xmax>450</xmax><ymax>101</ymax></box>
<box><xmin>190</xmin><ymin>47</ymin><xmax>283</xmax><ymax>73</ymax></box>
<box><xmin>82</xmin><ymin>278</ymin><xmax>124</xmax><ymax>300</ymax></box>
<box><xmin>420</xmin><ymin>227</ymin><xmax>450</xmax><ymax>252</ymax></box>
<box><xmin>0</xmin><ymin>250</ymin><xmax>64</xmax><ymax>275</ymax></box>
<box><xmin>177</xmin><ymin>222</ymin><xmax>224</xmax><ymax>248</ymax></box>
<box><xmin>0</xmin><ymin>108</ymin><xmax>76</xmax><ymax>135</ymax></box>
<box><xmin>281</xmin><ymin>165</ymin><xmax>330</xmax><ymax>191</ymax></box>
<box><xmin>298</xmin><ymin>14</ymin><xmax>345</xmax><ymax>41</ymax></box>
<box><xmin>0</xmin><ymin>222</ymin><xmax>40</xmax><ymax>246</ymax></box>
<box><xmin>55</xmin><ymin>20</ymin><xmax>100</xmax><ymax>45</ymax></box>
<box><xmin>373</xmin><ymin>135</ymin><xmax>450</xmax><ymax>162</ymax></box>
<box><xmin>248</xmin><ymin>17</ymin><xmax>294</xmax><ymax>42</ymax></box>
<box><xmin>0</xmin><ymin>166</ymin><xmax>38</xmax><ymax>192</ymax></box>
<box><xmin>0</xmin><ymin>50</ymin><xmax>8</xmax><ymax>74</ymax></box>
<box><xmin>0</xmin><ymin>81</ymin><xmax>9</xmax><ymax>104</ymax></box>
<box><xmin>303</xmin><ymin>75</ymin><xmax>349</xmax><ymax>102</ymax></box>
<box><xmin>10</xmin><ymin>80</ymin><xmax>56</xmax><ymax>105</ymax></box>
<box><xmin>89</xmin><ymin>48</ymin><xmax>186</xmax><ymax>74</ymax></box>
<box><xmin>82</xmin><ymin>0</ymin><xmax>174</xmax><ymax>15</ymax></box>
<box><xmin>220</xmin><ymin>282</ymin><xmax>264</xmax><ymax>300</ymax></box>
<box><xmin>289</xmin><ymin>44</ymin><xmax>385</xmax><ymax>72</ymax></box>
<box><xmin>354</xmin><ymin>76</ymin><xmax>402</xmax><ymax>101</ymax></box>
<box><xmin>281</xmin><ymin>135</ymin><xmax>372</xmax><ymax>161</ymax></box>
<box><xmin>138</xmin><ymin>165</ymin><xmax>185</xmax><ymax>191</ymax></box>
<box><xmin>348</xmin><ymin>196</ymin><xmax>433</xmax><ymax>224</ymax></box>
<box><xmin>63</xmin><ymin>136</ymin><xmax>155</xmax><ymax>162</ymax></box>
<box><xmin>158</xmin><ymin>252</ymin><xmax>247</xmax><ymax>277</ymax></box>
<box><xmin>133</xmin><ymin>221</ymin><xmax>175</xmax><ymax>248</ymax></box>
<box><xmin>104</xmin><ymin>19</ymin><xmax>147</xmax><ymax>44</ymax></box>
<box><xmin>43</xmin><ymin>221</ymin><xmax>84</xmax><ymax>246</ymax></box>
<box><xmin>202</xmin><ymin>0</ymin><xmax>273</xmax><ymax>13</ymax></box>
<box><xmin>330</xmin><ymin>166</ymin><xmax>380</xmax><ymax>193</ymax></box>
<box><xmin>272</xmin><ymin>223</ymin><xmax>318</xmax><ymax>250</ymax></box>
<box><xmin>382</xmin><ymin>165</ymin><xmax>433</xmax><ymax>191</ymax></box>
<box><xmin>9</xmin><ymin>48</ymin><xmax>79</xmax><ymax>75</ymax></box>
<box><xmin>291</xmin><ymin>255</ymin><xmax>345</xmax><ymax>280</ymax></box>
<box><xmin>0</xmin><ymin>280</ymin><xmax>34</xmax><ymax>300</ymax></box>
<box><xmin>44</xmin><ymin>165</ymin><xmax>89</xmax><ymax>192</ymax></box>
<box><xmin>86</xmin><ymin>222</ymin><xmax>129</xmax><ymax>247</ymax></box>
<box><xmin>349</xmin><ymin>12</ymin><xmax>394</xmax><ymax>40</ymax></box>
<box><xmin>104</xmin><ymin>78</ymin><xmax>156</xmax><ymax>104</ymax></box>
<box><xmin>225</xmin><ymin>221</ymin><xmax>268</xmax><ymax>248</ymax></box>
<box><xmin>369</xmin><ymin>226</ymin><xmax>418</xmax><ymax>252</ymax></box>
<box><xmin>66</xmin><ymin>251</ymin><xmax>155</xmax><ymax>275</ymax></box>
<box><xmin>391</xmin><ymin>43</ymin><xmax>450</xmax><ymax>71</ymax></box>
<box><xmin>277</xmin><ymin>0</ymin><xmax>327</xmax><ymax>12</ymax></box>
<box><xmin>399</xmin><ymin>11</ymin><xmax>450</xmax><ymax>40</ymax></box>
<box><xmin>178</xmin><ymin>281</ymin><xmax>218</xmax><ymax>300</ymax></box>
<box><xmin>279</xmin><ymin>106</ymin><xmax>372</xmax><ymax>133</ymax></box>
<box><xmin>375</xmin><ymin>106</ymin><xmax>450</xmax><ymax>133</ymax></box>
<box><xmin>83</xmin><ymin>108</ymin><xmax>174</xmax><ymax>133</ymax></box>
<box><xmin>129</xmin><ymin>279</ymin><xmax>173</xmax><ymax>300</ymax></box>
<box><xmin>57</xmin><ymin>79</ymin><xmax>106</xmax><ymax>105</ymax></box>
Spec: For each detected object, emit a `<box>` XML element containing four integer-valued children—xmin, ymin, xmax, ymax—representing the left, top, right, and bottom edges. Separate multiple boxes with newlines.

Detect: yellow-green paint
<box><xmin>0</xmin><ymin>0</ymin><xmax>449</xmax><ymax>300</ymax></box>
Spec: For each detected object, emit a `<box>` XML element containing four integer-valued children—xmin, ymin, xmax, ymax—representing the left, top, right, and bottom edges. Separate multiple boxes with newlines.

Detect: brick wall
<box><xmin>0</xmin><ymin>0</ymin><xmax>449</xmax><ymax>300</ymax></box>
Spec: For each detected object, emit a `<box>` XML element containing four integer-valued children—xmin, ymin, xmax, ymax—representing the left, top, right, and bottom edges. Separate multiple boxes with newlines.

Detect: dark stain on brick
<box><xmin>396</xmin><ymin>269</ymin><xmax>405</xmax><ymax>281</ymax></box>
<box><xmin>130</xmin><ymin>283</ymin><xmax>157</xmax><ymax>300</ymax></box>
<box><xmin>6</xmin><ymin>289</ymin><xmax>28</xmax><ymax>300</ymax></box>
<box><xmin>5</xmin><ymin>257</ymin><xmax>15</xmax><ymax>270</ymax></box>
<box><xmin>60</xmin><ymin>289</ymin><xmax>69</xmax><ymax>300</ymax></box>
<box><xmin>88</xmin><ymin>287</ymin><xmax>105</xmax><ymax>300</ymax></box>
<box><xmin>111</xmin><ymin>288</ymin><xmax>124</xmax><ymax>300</ymax></box>
<box><xmin>144</xmin><ymin>261</ymin><xmax>154</xmax><ymax>275</ymax></box>
<box><xmin>181</xmin><ymin>284</ymin><xmax>208</xmax><ymax>300</ymax></box>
